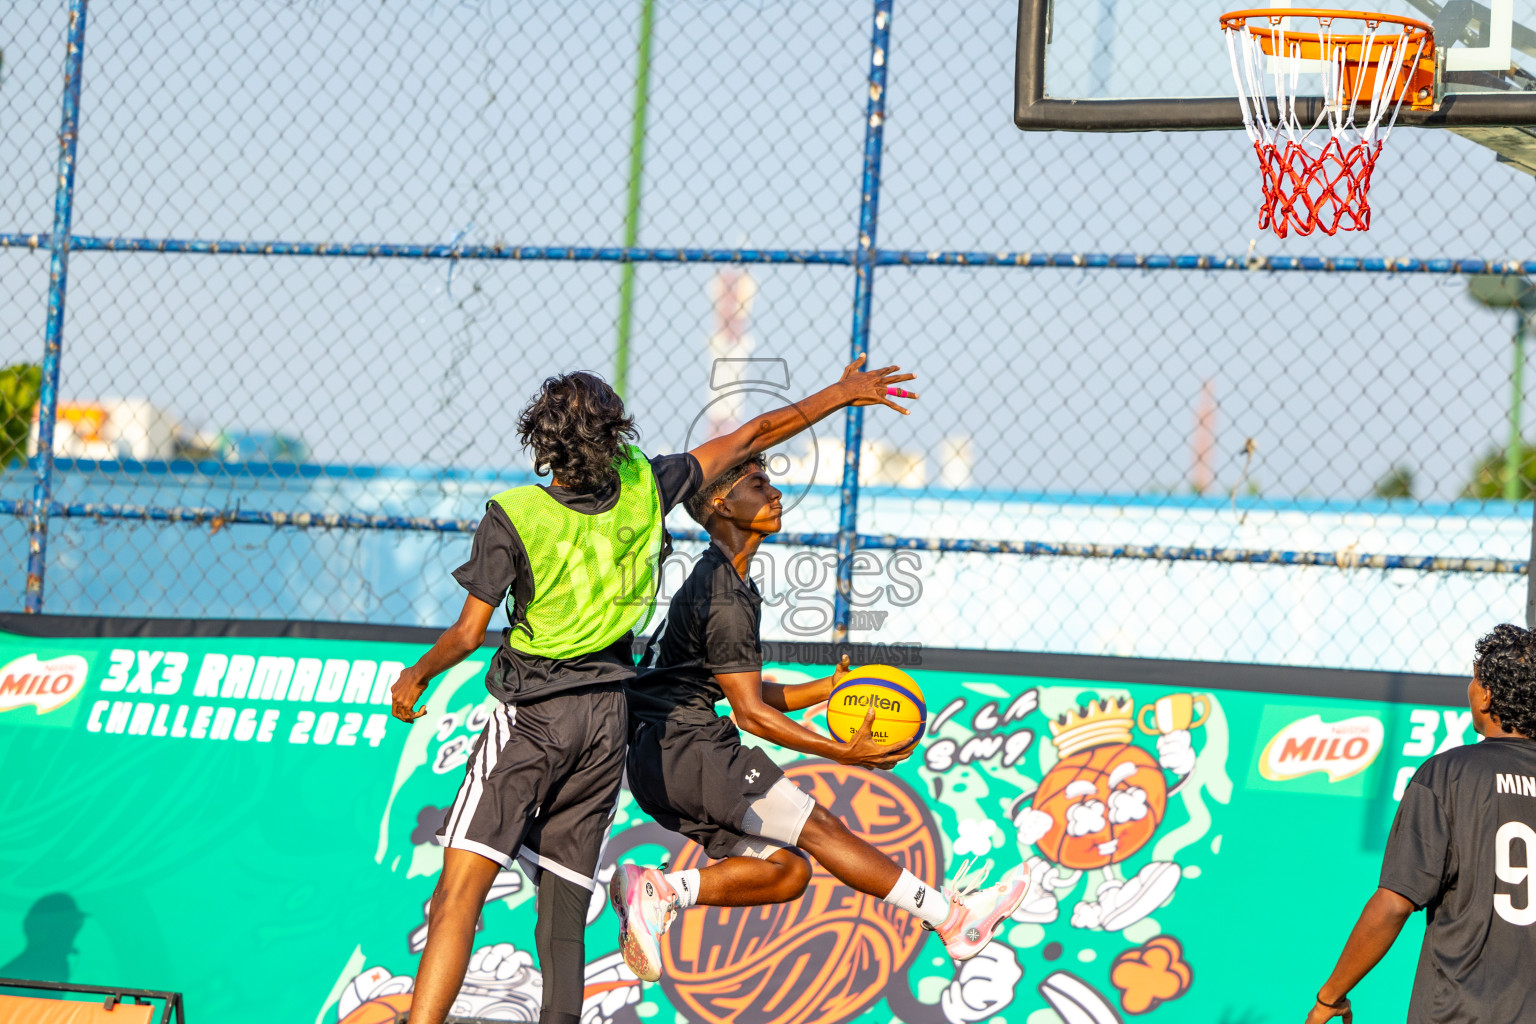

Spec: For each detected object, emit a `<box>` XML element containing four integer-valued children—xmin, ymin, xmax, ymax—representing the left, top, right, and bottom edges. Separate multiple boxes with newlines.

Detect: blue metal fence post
<box><xmin>26</xmin><ymin>0</ymin><xmax>90</xmax><ymax>613</ymax></box>
<box><xmin>833</xmin><ymin>0</ymin><xmax>893</xmax><ymax>642</ymax></box>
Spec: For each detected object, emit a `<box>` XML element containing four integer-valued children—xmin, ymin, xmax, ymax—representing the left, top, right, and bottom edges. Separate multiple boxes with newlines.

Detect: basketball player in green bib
<box><xmin>388</xmin><ymin>356</ymin><xmax>916</xmax><ymax>1024</ymax></box>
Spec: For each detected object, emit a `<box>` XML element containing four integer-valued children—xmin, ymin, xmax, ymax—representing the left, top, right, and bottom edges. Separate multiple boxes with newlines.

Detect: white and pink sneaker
<box><xmin>930</xmin><ymin>861</ymin><xmax>1029</xmax><ymax>961</ymax></box>
<box><xmin>608</xmin><ymin>864</ymin><xmax>679</xmax><ymax>982</ymax></box>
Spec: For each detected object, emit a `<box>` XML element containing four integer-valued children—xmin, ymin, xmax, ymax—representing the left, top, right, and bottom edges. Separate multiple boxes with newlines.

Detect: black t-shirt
<box><xmin>1381</xmin><ymin>736</ymin><xmax>1536</xmax><ymax>1024</ymax></box>
<box><xmin>626</xmin><ymin>542</ymin><xmax>764</xmax><ymax>726</ymax></box>
<box><xmin>452</xmin><ymin>453</ymin><xmax>702</xmax><ymax>704</ymax></box>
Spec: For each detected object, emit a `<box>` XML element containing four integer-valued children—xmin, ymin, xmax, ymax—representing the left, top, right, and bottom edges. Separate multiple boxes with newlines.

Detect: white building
<box><xmin>30</xmin><ymin>400</ymin><xmax>182</xmax><ymax>461</ymax></box>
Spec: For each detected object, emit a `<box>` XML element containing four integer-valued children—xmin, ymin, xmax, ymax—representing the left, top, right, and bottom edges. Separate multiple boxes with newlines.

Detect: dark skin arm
<box><xmin>718</xmin><ymin>664</ymin><xmax>914</xmax><ymax>770</ymax></box>
<box><xmin>1304</xmin><ymin>887</ymin><xmax>1415</xmax><ymax>1023</ymax></box>
<box><xmin>760</xmin><ymin>655</ymin><xmax>849</xmax><ymax>713</ymax></box>
<box><xmin>762</xmin><ymin>678</ymin><xmax>837</xmax><ymax>713</ymax></box>
<box><xmin>689</xmin><ymin>355</ymin><xmax>917</xmax><ymax>487</ymax></box>
<box><xmin>389</xmin><ymin>594</ymin><xmax>497</xmax><ymax>722</ymax></box>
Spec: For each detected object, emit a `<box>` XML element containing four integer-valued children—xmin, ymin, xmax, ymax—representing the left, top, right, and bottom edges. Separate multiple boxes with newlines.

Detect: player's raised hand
<box><xmin>838</xmin><ymin>706</ymin><xmax>918</xmax><ymax>771</ymax></box>
<box><xmin>831</xmin><ymin>654</ymin><xmax>853</xmax><ymax>685</ymax></box>
<box><xmin>836</xmin><ymin>353</ymin><xmax>919</xmax><ymax>414</ymax></box>
<box><xmin>390</xmin><ymin>669</ymin><xmax>430</xmax><ymax>722</ymax></box>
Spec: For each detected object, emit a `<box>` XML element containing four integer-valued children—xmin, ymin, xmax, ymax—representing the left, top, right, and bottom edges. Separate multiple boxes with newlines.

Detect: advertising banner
<box><xmin>0</xmin><ymin>620</ymin><xmax>1468</xmax><ymax>1024</ymax></box>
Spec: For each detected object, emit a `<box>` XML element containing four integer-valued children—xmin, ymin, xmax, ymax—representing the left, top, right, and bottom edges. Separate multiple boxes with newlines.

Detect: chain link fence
<box><xmin>3</xmin><ymin>0</ymin><xmax>1534</xmax><ymax>675</ymax></box>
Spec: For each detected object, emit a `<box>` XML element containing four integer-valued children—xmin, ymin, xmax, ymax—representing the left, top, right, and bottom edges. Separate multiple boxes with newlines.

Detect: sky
<box><xmin>1</xmin><ymin>1</ymin><xmax>1535</xmax><ymax>520</ymax></box>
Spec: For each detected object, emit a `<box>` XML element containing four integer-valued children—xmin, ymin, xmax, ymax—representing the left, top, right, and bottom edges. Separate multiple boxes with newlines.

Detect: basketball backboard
<box><xmin>1015</xmin><ymin>0</ymin><xmax>1536</xmax><ymax>132</ymax></box>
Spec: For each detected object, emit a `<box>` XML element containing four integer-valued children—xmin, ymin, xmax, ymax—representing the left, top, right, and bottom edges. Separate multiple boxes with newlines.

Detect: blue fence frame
<box><xmin>15</xmin><ymin>0</ymin><xmax>1536</xmax><ymax>629</ymax></box>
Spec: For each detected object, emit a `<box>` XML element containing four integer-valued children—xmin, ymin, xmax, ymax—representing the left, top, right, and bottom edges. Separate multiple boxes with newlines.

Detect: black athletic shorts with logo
<box><xmin>437</xmin><ymin>684</ymin><xmax>626</xmax><ymax>890</ymax></box>
<box><xmin>626</xmin><ymin>714</ymin><xmax>814</xmax><ymax>861</ymax></box>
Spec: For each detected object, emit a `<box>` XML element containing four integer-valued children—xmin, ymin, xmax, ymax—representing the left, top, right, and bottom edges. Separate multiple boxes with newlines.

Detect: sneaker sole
<box><xmin>609</xmin><ymin>870</ymin><xmax>662</xmax><ymax>983</ymax></box>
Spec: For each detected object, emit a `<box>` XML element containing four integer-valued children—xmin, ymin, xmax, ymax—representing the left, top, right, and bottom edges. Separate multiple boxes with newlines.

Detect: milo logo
<box><xmin>839</xmin><ymin>692</ymin><xmax>903</xmax><ymax>712</ymax></box>
<box><xmin>1259</xmin><ymin>714</ymin><xmax>1384</xmax><ymax>784</ymax></box>
<box><xmin>0</xmin><ymin>654</ymin><xmax>89</xmax><ymax>715</ymax></box>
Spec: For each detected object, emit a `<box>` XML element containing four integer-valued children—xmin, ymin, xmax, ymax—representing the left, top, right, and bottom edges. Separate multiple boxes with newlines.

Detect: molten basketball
<box><xmin>661</xmin><ymin>761</ymin><xmax>940</xmax><ymax>1024</ymax></box>
<box><xmin>1031</xmin><ymin>741</ymin><xmax>1167</xmax><ymax>871</ymax></box>
<box><xmin>824</xmin><ymin>665</ymin><xmax>926</xmax><ymax>747</ymax></box>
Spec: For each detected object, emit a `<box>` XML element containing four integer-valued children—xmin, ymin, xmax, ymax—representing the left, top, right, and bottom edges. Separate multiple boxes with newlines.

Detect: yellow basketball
<box><xmin>825</xmin><ymin>665</ymin><xmax>926</xmax><ymax>748</ymax></box>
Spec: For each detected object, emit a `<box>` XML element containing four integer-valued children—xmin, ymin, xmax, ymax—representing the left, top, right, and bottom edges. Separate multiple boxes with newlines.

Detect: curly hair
<box><xmin>516</xmin><ymin>371</ymin><xmax>638</xmax><ymax>493</ymax></box>
<box><xmin>684</xmin><ymin>454</ymin><xmax>767</xmax><ymax>526</ymax></box>
<box><xmin>1474</xmin><ymin>623</ymin><xmax>1536</xmax><ymax>738</ymax></box>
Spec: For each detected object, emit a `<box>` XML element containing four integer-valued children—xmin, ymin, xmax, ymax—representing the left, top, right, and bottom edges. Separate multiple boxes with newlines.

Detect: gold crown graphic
<box><xmin>1049</xmin><ymin>697</ymin><xmax>1134</xmax><ymax>757</ymax></box>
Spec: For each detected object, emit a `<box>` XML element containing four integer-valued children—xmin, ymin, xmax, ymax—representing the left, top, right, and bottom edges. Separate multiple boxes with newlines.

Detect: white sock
<box><xmin>882</xmin><ymin>868</ymin><xmax>948</xmax><ymax>928</ymax></box>
<box><xmin>664</xmin><ymin>869</ymin><xmax>700</xmax><ymax>909</ymax></box>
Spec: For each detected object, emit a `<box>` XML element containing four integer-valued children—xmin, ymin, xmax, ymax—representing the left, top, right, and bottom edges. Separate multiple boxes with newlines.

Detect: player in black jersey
<box><xmin>388</xmin><ymin>358</ymin><xmax>917</xmax><ymax>1024</ymax></box>
<box><xmin>1306</xmin><ymin>623</ymin><xmax>1536</xmax><ymax>1024</ymax></box>
<box><xmin>609</xmin><ymin>455</ymin><xmax>1029</xmax><ymax>984</ymax></box>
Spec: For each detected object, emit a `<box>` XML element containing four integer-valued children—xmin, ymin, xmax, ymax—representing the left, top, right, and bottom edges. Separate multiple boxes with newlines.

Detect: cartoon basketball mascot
<box><xmin>1011</xmin><ymin>693</ymin><xmax>1205</xmax><ymax>931</ymax></box>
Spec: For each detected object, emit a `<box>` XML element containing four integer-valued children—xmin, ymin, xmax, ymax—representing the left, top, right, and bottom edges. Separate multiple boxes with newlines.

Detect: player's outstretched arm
<box><xmin>688</xmin><ymin>355</ymin><xmax>918</xmax><ymax>487</ymax></box>
<box><xmin>1304</xmin><ymin>887</ymin><xmax>1415</xmax><ymax>1023</ymax></box>
<box><xmin>762</xmin><ymin>655</ymin><xmax>851</xmax><ymax>713</ymax></box>
<box><xmin>718</xmin><ymin>668</ymin><xmax>913</xmax><ymax>770</ymax></box>
<box><xmin>389</xmin><ymin>594</ymin><xmax>496</xmax><ymax>723</ymax></box>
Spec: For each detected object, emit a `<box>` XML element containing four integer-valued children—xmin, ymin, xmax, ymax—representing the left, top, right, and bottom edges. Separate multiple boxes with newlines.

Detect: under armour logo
<box><xmin>913</xmin><ymin>886</ymin><xmax>925</xmax><ymax>908</ymax></box>
<box><xmin>745</xmin><ymin>769</ymin><xmax>761</xmax><ymax>784</ymax></box>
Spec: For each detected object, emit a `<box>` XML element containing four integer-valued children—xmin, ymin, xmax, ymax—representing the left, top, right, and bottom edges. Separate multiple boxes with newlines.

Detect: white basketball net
<box><xmin>1222</xmin><ymin>15</ymin><xmax>1428</xmax><ymax>236</ymax></box>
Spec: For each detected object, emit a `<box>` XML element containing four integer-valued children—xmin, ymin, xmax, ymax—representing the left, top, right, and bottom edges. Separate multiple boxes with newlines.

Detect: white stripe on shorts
<box><xmin>444</xmin><ymin>702</ymin><xmax>515</xmax><ymax>844</ymax></box>
<box><xmin>442</xmin><ymin>835</ymin><xmax>517</xmax><ymax>871</ymax></box>
<box><xmin>516</xmin><ymin>847</ymin><xmax>596</xmax><ymax>891</ymax></box>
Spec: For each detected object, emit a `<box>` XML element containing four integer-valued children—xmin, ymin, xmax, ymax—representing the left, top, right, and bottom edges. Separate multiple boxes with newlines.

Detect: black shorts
<box><xmin>437</xmin><ymin>685</ymin><xmax>626</xmax><ymax>891</ymax></box>
<box><xmin>626</xmin><ymin>715</ymin><xmax>815</xmax><ymax>861</ymax></box>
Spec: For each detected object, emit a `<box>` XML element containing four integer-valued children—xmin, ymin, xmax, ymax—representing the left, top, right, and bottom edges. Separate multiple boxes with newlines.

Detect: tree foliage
<box><xmin>1372</xmin><ymin>463</ymin><xmax>1415</xmax><ymax>500</ymax></box>
<box><xmin>1463</xmin><ymin>443</ymin><xmax>1536</xmax><ymax>501</ymax></box>
<box><xmin>0</xmin><ymin>363</ymin><xmax>41</xmax><ymax>470</ymax></box>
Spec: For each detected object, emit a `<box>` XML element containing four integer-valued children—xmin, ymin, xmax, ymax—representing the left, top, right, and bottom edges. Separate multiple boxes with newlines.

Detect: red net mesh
<box><xmin>1251</xmin><ymin>136</ymin><xmax>1383</xmax><ymax>238</ymax></box>
<box><xmin>1223</xmin><ymin>10</ymin><xmax>1434</xmax><ymax>239</ymax></box>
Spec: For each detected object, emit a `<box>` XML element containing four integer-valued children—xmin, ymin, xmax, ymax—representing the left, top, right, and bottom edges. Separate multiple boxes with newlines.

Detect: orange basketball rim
<box><xmin>1220</xmin><ymin>8</ymin><xmax>1438</xmax><ymax>237</ymax></box>
<box><xmin>1220</xmin><ymin>9</ymin><xmax>1437</xmax><ymax>110</ymax></box>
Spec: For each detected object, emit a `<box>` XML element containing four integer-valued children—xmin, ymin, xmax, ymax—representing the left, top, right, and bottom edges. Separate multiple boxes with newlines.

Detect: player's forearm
<box><xmin>406</xmin><ymin>623</ymin><xmax>484</xmax><ymax>684</ymax></box>
<box><xmin>709</xmin><ymin>384</ymin><xmax>852</xmax><ymax>472</ymax></box>
<box><xmin>392</xmin><ymin>596</ymin><xmax>494</xmax><ymax>722</ymax></box>
<box><xmin>763</xmin><ymin>678</ymin><xmax>835</xmax><ymax>713</ymax></box>
<box><xmin>743</xmin><ymin>383</ymin><xmax>851</xmax><ymax>452</ymax></box>
<box><xmin>1317</xmin><ymin>888</ymin><xmax>1414</xmax><ymax>1004</ymax></box>
<box><xmin>737</xmin><ymin>705</ymin><xmax>849</xmax><ymax>761</ymax></box>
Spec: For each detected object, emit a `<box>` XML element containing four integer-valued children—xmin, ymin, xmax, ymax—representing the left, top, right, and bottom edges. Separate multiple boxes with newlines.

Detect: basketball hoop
<box><xmin>1220</xmin><ymin>9</ymin><xmax>1437</xmax><ymax>238</ymax></box>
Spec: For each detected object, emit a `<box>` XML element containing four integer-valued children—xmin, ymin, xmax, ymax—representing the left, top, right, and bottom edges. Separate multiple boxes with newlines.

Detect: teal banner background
<box><xmin>0</xmin><ymin>628</ymin><xmax>1468</xmax><ymax>1024</ymax></box>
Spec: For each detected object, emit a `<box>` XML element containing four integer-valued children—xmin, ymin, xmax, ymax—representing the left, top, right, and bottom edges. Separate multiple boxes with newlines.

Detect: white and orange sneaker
<box><xmin>608</xmin><ymin>864</ymin><xmax>679</xmax><ymax>982</ymax></box>
<box><xmin>930</xmin><ymin>861</ymin><xmax>1030</xmax><ymax>961</ymax></box>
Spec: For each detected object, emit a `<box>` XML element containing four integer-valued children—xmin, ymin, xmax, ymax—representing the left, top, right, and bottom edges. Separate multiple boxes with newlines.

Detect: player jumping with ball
<box><xmin>389</xmin><ymin>356</ymin><xmax>915</xmax><ymax>1024</ymax></box>
<box><xmin>610</xmin><ymin>453</ymin><xmax>1030</xmax><ymax>983</ymax></box>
